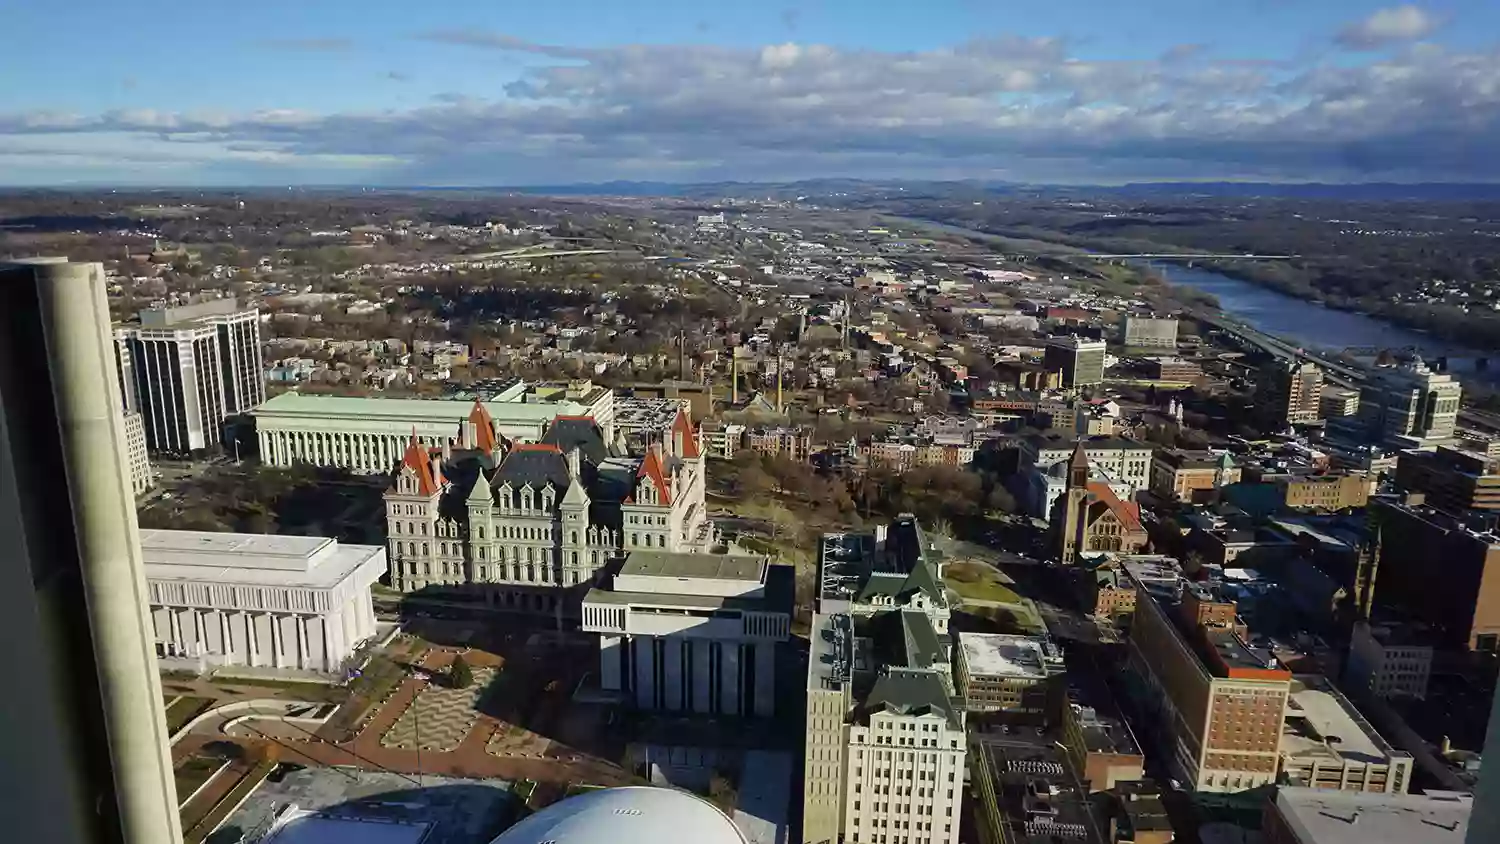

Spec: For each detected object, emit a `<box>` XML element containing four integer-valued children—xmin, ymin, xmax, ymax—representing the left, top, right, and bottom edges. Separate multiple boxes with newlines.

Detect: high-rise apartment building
<box><xmin>1126</xmin><ymin>574</ymin><xmax>1292</xmax><ymax>792</ymax></box>
<box><xmin>1043</xmin><ymin>336</ymin><xmax>1107</xmax><ymax>389</ymax></box>
<box><xmin>1352</xmin><ymin>358</ymin><xmax>1461</xmax><ymax>449</ymax></box>
<box><xmin>1256</xmin><ymin>360</ymin><xmax>1324</xmax><ymax>429</ymax></box>
<box><xmin>803</xmin><ymin>519</ymin><xmax>964</xmax><ymax>844</ymax></box>
<box><xmin>115</xmin><ymin>298</ymin><xmax>265</xmax><ymax>455</ymax></box>
<box><xmin>0</xmin><ymin>258</ymin><xmax>183</xmax><ymax>844</ymax></box>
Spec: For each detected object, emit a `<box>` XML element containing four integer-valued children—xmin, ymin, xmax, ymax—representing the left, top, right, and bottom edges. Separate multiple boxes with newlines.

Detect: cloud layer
<box><xmin>1335</xmin><ymin>5</ymin><xmax>1442</xmax><ymax>50</ymax></box>
<box><xmin>4</xmin><ymin>16</ymin><xmax>1499</xmax><ymax>185</ymax></box>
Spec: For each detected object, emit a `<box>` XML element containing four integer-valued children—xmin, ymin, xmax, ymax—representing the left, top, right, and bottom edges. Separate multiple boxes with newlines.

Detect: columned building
<box><xmin>253</xmin><ymin>379</ymin><xmax>616</xmax><ymax>474</ymax></box>
<box><xmin>140</xmin><ymin>529</ymin><xmax>385</xmax><ymax>675</ymax></box>
<box><xmin>582</xmin><ymin>551</ymin><xmax>791</xmax><ymax>717</ymax></box>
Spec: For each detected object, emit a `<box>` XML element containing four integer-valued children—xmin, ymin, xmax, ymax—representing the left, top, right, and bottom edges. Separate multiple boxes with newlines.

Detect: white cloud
<box><xmin>1336</xmin><ymin>5</ymin><xmax>1442</xmax><ymax>50</ymax></box>
<box><xmin>3</xmin><ymin>31</ymin><xmax>1500</xmax><ymax>184</ymax></box>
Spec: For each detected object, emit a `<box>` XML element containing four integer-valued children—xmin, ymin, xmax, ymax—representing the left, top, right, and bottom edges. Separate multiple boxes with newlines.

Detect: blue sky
<box><xmin>2</xmin><ymin>1</ymin><xmax>1498</xmax><ymax>184</ymax></box>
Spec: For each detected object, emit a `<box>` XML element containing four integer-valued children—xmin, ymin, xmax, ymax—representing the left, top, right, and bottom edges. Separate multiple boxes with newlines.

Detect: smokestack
<box><xmin>732</xmin><ymin>350</ymin><xmax>739</xmax><ymax>405</ymax></box>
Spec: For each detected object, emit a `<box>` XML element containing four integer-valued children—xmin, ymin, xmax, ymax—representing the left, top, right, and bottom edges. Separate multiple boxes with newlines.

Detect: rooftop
<box><xmin>1273</xmin><ymin>787</ymin><xmax>1471</xmax><ymax>844</ymax></box>
<box><xmin>1281</xmin><ymin>676</ymin><xmax>1403</xmax><ymax>765</ymax></box>
<box><xmin>140</xmin><ymin>529</ymin><xmax>385</xmax><ymax>589</ymax></box>
<box><xmin>254</xmin><ymin>389</ymin><xmax>600</xmax><ymax>424</ymax></box>
<box><xmin>618</xmin><ymin>551</ymin><xmax>765</xmax><ymax>582</ymax></box>
<box><xmin>959</xmin><ymin>633</ymin><xmax>1062</xmax><ymax>681</ymax></box>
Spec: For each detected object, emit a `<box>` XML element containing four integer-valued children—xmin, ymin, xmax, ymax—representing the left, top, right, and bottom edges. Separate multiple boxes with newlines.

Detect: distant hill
<box><xmin>1076</xmin><ymin>182</ymin><xmax>1500</xmax><ymax>201</ymax></box>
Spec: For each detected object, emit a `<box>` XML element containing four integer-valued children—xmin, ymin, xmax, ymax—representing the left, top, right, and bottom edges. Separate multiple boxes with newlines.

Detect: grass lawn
<box><xmin>174</xmin><ymin>756</ymin><xmax>228</xmax><ymax>807</ymax></box>
<box><xmin>943</xmin><ymin>561</ymin><xmax>1023</xmax><ymax>605</ymax></box>
<box><xmin>946</xmin><ymin>578</ymin><xmax>1023</xmax><ymax>605</ymax></box>
<box><xmin>164</xmin><ymin>696</ymin><xmax>214</xmax><ymax>734</ymax></box>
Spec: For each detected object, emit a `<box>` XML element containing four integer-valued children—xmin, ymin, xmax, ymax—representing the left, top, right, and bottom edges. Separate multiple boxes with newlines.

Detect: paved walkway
<box><xmin>173</xmin><ymin>646</ymin><xmax>636</xmax><ymax>789</ymax></box>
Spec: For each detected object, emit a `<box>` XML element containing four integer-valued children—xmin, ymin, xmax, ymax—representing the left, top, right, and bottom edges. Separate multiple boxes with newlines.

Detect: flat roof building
<box><xmin>1122</xmin><ymin>316</ymin><xmax>1178</xmax><ymax>350</ymax></box>
<box><xmin>1278</xmin><ymin>675</ymin><xmax>1413</xmax><ymax>794</ymax></box>
<box><xmin>253</xmin><ymin>379</ymin><xmax>616</xmax><ymax>474</ymax></box>
<box><xmin>957</xmin><ymin>633</ymin><xmax>1065</xmax><ymax>713</ymax></box>
<box><xmin>582</xmin><ymin>550</ymin><xmax>790</xmax><ymax>718</ymax></box>
<box><xmin>1044</xmin><ymin>336</ymin><xmax>1107</xmax><ymax>389</ymax></box>
<box><xmin>1263</xmin><ymin>787</ymin><xmax>1471</xmax><ymax>844</ymax></box>
<box><xmin>141</xmin><ymin>529</ymin><xmax>386</xmax><ymax>675</ymax></box>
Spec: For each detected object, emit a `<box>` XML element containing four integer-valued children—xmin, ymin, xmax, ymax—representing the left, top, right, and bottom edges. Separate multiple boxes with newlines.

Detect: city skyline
<box><xmin>4</xmin><ymin>1</ymin><xmax>1500</xmax><ymax>185</ymax></box>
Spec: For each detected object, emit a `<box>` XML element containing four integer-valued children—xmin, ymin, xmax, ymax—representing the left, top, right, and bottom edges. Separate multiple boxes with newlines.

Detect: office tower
<box><xmin>1127</xmin><ymin>573</ymin><xmax>1292</xmax><ymax>792</ymax></box>
<box><xmin>116</xmin><ymin>298</ymin><xmax>264</xmax><ymax>455</ymax></box>
<box><xmin>122</xmin><ymin>410</ymin><xmax>152</xmax><ymax>495</ymax></box>
<box><xmin>0</xmin><ymin>259</ymin><xmax>183</xmax><ymax>843</ymax></box>
<box><xmin>1122</xmin><ymin>315</ymin><xmax>1178</xmax><ymax>349</ymax></box>
<box><xmin>803</xmin><ymin>519</ymin><xmax>965</xmax><ymax>844</ymax></box>
<box><xmin>1256</xmin><ymin>359</ymin><xmax>1324</xmax><ymax>429</ymax></box>
<box><xmin>1043</xmin><ymin>336</ymin><xmax>1107</xmax><ymax>388</ymax></box>
<box><xmin>1354</xmin><ymin>357</ymin><xmax>1461</xmax><ymax>449</ymax></box>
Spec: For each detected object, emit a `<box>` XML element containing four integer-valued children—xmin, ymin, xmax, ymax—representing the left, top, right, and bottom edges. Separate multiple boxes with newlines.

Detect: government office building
<box><xmin>142</xmin><ymin>529</ymin><xmax>385</xmax><ymax>676</ymax></box>
<box><xmin>252</xmin><ymin>379</ymin><xmax>616</xmax><ymax>475</ymax></box>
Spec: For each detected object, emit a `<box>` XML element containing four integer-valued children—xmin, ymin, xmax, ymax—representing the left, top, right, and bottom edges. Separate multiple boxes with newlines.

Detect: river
<box><xmin>1148</xmin><ymin>263</ymin><xmax>1497</xmax><ymax>382</ymax></box>
<box><xmin>890</xmin><ymin>214</ymin><xmax>1497</xmax><ymax>380</ymax></box>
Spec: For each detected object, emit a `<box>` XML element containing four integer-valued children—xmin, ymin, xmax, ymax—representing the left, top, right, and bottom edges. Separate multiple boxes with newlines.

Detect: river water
<box><xmin>1147</xmin><ymin>263</ymin><xmax>1497</xmax><ymax>382</ymax></box>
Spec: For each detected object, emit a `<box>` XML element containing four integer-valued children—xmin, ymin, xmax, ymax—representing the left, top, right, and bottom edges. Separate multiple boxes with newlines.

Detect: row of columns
<box><xmin>600</xmin><ymin>635</ymin><xmax>776</xmax><ymax>718</ymax></box>
<box><xmin>258</xmin><ymin>429</ymin><xmax>420</xmax><ymax>473</ymax></box>
<box><xmin>150</xmin><ymin>596</ymin><xmax>376</xmax><ymax>674</ymax></box>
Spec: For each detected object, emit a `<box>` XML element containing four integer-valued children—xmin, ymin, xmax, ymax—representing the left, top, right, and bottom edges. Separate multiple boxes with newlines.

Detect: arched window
<box><xmin>479</xmin><ymin>547</ymin><xmax>487</xmax><ymax>560</ymax></box>
<box><xmin>571</xmin><ymin>551</ymin><xmax>579</xmax><ymax>566</ymax></box>
<box><xmin>477</xmin><ymin>526</ymin><xmax>485</xmax><ymax>540</ymax></box>
<box><xmin>526</xmin><ymin>547</ymin><xmax>534</xmax><ymax>563</ymax></box>
<box><xmin>422</xmin><ymin>543</ymin><xmax>429</xmax><ymax>556</ymax></box>
<box><xmin>571</xmin><ymin>531</ymin><xmax>578</xmax><ymax>545</ymax></box>
<box><xmin>631</xmin><ymin>533</ymin><xmax>639</xmax><ymax>546</ymax></box>
<box><xmin>394</xmin><ymin>522</ymin><xmax>402</xmax><ymax>534</ymax></box>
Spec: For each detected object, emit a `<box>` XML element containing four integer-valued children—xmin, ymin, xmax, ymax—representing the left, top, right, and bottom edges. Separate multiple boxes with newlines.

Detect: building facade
<box><xmin>1279</xmin><ymin>473</ymin><xmax>1374</xmax><ymax>511</ymax></box>
<box><xmin>385</xmin><ymin>401</ymin><xmax>712</xmax><ymax>617</ymax></box>
<box><xmin>1257</xmin><ymin>360</ymin><xmax>1325</xmax><ymax>429</ymax></box>
<box><xmin>803</xmin><ymin>519</ymin><xmax>965</xmax><ymax>844</ymax></box>
<box><xmin>1352</xmin><ymin>358</ymin><xmax>1462</xmax><ymax>449</ymax></box>
<box><xmin>1024</xmin><ymin>434</ymin><xmax>1154</xmax><ymax>491</ymax></box>
<box><xmin>254</xmin><ymin>379</ymin><xmax>616</xmax><ymax>474</ymax></box>
<box><xmin>1150</xmin><ymin>449</ymin><xmax>1239</xmax><ymax>501</ymax></box>
<box><xmin>1126</xmin><ymin>573</ymin><xmax>1292</xmax><ymax>793</ymax></box>
<box><xmin>1394</xmin><ymin>446</ymin><xmax>1500</xmax><ymax>512</ymax></box>
<box><xmin>1122</xmin><ymin>316</ymin><xmax>1179</xmax><ymax>349</ymax></box>
<box><xmin>1365</xmin><ymin>496</ymin><xmax>1500</xmax><ymax>651</ymax></box>
<box><xmin>122</xmin><ymin>410</ymin><xmax>152</xmax><ymax>496</ymax></box>
<box><xmin>956</xmin><ymin>633</ymin><xmax>1064</xmax><ymax>713</ymax></box>
<box><xmin>141</xmin><ymin>529</ymin><xmax>385</xmax><ymax>674</ymax></box>
<box><xmin>1044</xmin><ymin>336</ymin><xmax>1107</xmax><ymax>388</ymax></box>
<box><xmin>581</xmin><ymin>551</ymin><xmax>790</xmax><ymax>717</ymax></box>
<box><xmin>115</xmin><ymin>298</ymin><xmax>265</xmax><ymax>455</ymax></box>
<box><xmin>1278</xmin><ymin>675</ymin><xmax>1413</xmax><ymax>793</ymax></box>
<box><xmin>1053</xmin><ymin>445</ymin><xmax>1149</xmax><ymax>564</ymax></box>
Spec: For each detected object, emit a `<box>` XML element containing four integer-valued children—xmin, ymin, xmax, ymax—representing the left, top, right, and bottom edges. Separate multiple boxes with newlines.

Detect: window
<box><xmin>477</xmin><ymin>526</ymin><xmax>485</xmax><ymax>540</ymax></box>
<box><xmin>394</xmin><ymin>522</ymin><xmax>402</xmax><ymax>534</ymax></box>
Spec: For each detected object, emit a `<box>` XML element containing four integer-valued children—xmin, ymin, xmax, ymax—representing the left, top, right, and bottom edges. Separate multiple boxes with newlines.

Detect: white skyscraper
<box><xmin>115</xmin><ymin>298</ymin><xmax>264</xmax><ymax>455</ymax></box>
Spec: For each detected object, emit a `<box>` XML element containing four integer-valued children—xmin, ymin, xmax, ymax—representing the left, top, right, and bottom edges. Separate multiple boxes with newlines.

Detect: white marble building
<box><xmin>141</xmin><ymin>530</ymin><xmax>386</xmax><ymax>675</ymax></box>
<box><xmin>581</xmin><ymin>551</ymin><xmax>792</xmax><ymax>718</ymax></box>
<box><xmin>253</xmin><ymin>379</ymin><xmax>616</xmax><ymax>474</ymax></box>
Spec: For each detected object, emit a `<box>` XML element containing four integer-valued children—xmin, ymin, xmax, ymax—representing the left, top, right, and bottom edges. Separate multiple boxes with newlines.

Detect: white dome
<box><xmin>492</xmin><ymin>786</ymin><xmax>748</xmax><ymax>844</ymax></box>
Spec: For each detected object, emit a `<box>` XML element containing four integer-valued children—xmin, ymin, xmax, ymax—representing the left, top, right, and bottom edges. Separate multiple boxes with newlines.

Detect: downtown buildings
<box><xmin>114</xmin><ymin>298</ymin><xmax>266</xmax><ymax>455</ymax></box>
<box><xmin>803</xmin><ymin>519</ymin><xmax>965</xmax><ymax>844</ymax></box>
<box><xmin>1343</xmin><ymin>357</ymin><xmax>1462</xmax><ymax>449</ymax></box>
<box><xmin>1256</xmin><ymin>360</ymin><xmax>1325</xmax><ymax>429</ymax></box>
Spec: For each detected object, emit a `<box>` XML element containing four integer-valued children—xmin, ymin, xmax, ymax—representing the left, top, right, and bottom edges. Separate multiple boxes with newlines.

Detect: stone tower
<box><xmin>1055</xmin><ymin>442</ymin><xmax>1091</xmax><ymax>565</ymax></box>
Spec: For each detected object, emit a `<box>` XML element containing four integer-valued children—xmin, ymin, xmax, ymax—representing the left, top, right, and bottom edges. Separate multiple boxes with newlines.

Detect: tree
<box><xmin>449</xmin><ymin>655</ymin><xmax>474</xmax><ymax>689</ymax></box>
